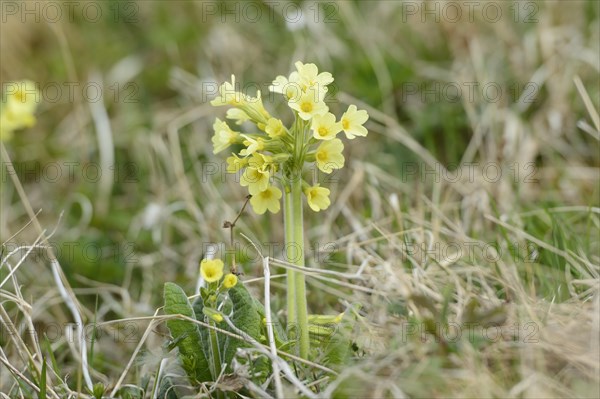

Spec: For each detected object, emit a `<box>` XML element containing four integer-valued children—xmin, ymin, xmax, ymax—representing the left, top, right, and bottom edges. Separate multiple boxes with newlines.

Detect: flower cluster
<box><xmin>1</xmin><ymin>80</ymin><xmax>41</xmax><ymax>142</ymax></box>
<box><xmin>200</xmin><ymin>258</ymin><xmax>237</xmax><ymax>287</ymax></box>
<box><xmin>210</xmin><ymin>62</ymin><xmax>369</xmax><ymax>214</ymax></box>
<box><xmin>199</xmin><ymin>258</ymin><xmax>238</xmax><ymax>322</ymax></box>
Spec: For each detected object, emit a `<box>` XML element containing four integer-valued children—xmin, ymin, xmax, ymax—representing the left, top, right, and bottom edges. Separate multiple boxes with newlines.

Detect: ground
<box><xmin>0</xmin><ymin>1</ymin><xmax>598</xmax><ymax>398</ymax></box>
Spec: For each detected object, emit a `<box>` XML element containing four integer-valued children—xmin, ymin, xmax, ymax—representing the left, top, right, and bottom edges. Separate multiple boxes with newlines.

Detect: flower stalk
<box><xmin>284</xmin><ymin>170</ymin><xmax>310</xmax><ymax>358</ymax></box>
<box><xmin>209</xmin><ymin>61</ymin><xmax>369</xmax><ymax>359</ymax></box>
<box><xmin>208</xmin><ymin>319</ymin><xmax>222</xmax><ymax>399</ymax></box>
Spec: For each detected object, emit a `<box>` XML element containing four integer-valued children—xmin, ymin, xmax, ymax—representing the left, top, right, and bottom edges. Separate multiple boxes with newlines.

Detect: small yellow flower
<box><xmin>294</xmin><ymin>61</ymin><xmax>334</xmax><ymax>91</ymax></box>
<box><xmin>250</xmin><ymin>185</ymin><xmax>282</xmax><ymax>214</ymax></box>
<box><xmin>4</xmin><ymin>80</ymin><xmax>39</xmax><ymax>115</ymax></box>
<box><xmin>239</xmin><ymin>135</ymin><xmax>265</xmax><ymax>156</ymax></box>
<box><xmin>226</xmin><ymin>108</ymin><xmax>250</xmax><ymax>125</ymax></box>
<box><xmin>200</xmin><ymin>259</ymin><xmax>224</xmax><ymax>283</ymax></box>
<box><xmin>240</xmin><ymin>166</ymin><xmax>270</xmax><ymax>195</ymax></box>
<box><xmin>212</xmin><ymin>118</ymin><xmax>240</xmax><ymax>154</ymax></box>
<box><xmin>226</xmin><ymin>154</ymin><xmax>248</xmax><ymax>173</ymax></box>
<box><xmin>247</xmin><ymin>152</ymin><xmax>272</xmax><ymax>169</ymax></box>
<box><xmin>269</xmin><ymin>74</ymin><xmax>301</xmax><ymax>100</ymax></box>
<box><xmin>304</xmin><ymin>185</ymin><xmax>331</xmax><ymax>212</ymax></box>
<box><xmin>311</xmin><ymin>112</ymin><xmax>341</xmax><ymax>140</ymax></box>
<box><xmin>211</xmin><ymin>313</ymin><xmax>224</xmax><ymax>323</ymax></box>
<box><xmin>210</xmin><ymin>75</ymin><xmax>245</xmax><ymax>107</ymax></box>
<box><xmin>265</xmin><ymin>118</ymin><xmax>286</xmax><ymax>138</ymax></box>
<box><xmin>0</xmin><ymin>112</ymin><xmax>27</xmax><ymax>142</ymax></box>
<box><xmin>1</xmin><ymin>80</ymin><xmax>40</xmax><ymax>142</ymax></box>
<box><xmin>245</xmin><ymin>90</ymin><xmax>271</xmax><ymax>121</ymax></box>
<box><xmin>222</xmin><ymin>273</ymin><xmax>238</xmax><ymax>289</ymax></box>
<box><xmin>340</xmin><ymin>105</ymin><xmax>369</xmax><ymax>139</ymax></box>
<box><xmin>203</xmin><ymin>306</ymin><xmax>224</xmax><ymax>322</ymax></box>
<box><xmin>315</xmin><ymin>139</ymin><xmax>345</xmax><ymax>174</ymax></box>
<box><xmin>288</xmin><ymin>88</ymin><xmax>328</xmax><ymax>121</ymax></box>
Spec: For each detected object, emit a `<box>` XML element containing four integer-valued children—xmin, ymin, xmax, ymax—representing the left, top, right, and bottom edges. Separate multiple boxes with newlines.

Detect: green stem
<box><xmin>284</xmin><ymin>173</ymin><xmax>309</xmax><ymax>359</ymax></box>
<box><xmin>284</xmin><ymin>187</ymin><xmax>296</xmax><ymax>330</ymax></box>
<box><xmin>208</xmin><ymin>320</ymin><xmax>223</xmax><ymax>398</ymax></box>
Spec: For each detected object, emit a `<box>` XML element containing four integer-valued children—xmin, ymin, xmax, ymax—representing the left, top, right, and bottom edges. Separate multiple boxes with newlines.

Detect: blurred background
<box><xmin>1</xmin><ymin>1</ymin><xmax>599</xmax><ymax>397</ymax></box>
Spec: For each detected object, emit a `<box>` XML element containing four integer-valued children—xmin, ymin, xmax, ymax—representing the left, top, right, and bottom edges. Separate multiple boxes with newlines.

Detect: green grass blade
<box><xmin>38</xmin><ymin>356</ymin><xmax>46</xmax><ymax>399</ymax></box>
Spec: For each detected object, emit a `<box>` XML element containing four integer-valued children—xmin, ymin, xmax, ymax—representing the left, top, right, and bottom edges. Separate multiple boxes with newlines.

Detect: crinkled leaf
<box><xmin>163</xmin><ymin>282</ymin><xmax>212</xmax><ymax>384</ymax></box>
<box><xmin>222</xmin><ymin>282</ymin><xmax>263</xmax><ymax>371</ymax></box>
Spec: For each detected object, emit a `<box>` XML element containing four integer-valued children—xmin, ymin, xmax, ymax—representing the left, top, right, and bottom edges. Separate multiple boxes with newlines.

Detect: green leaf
<box><xmin>253</xmin><ymin>297</ymin><xmax>288</xmax><ymax>346</ymax></box>
<box><xmin>91</xmin><ymin>382</ymin><xmax>106</xmax><ymax>399</ymax></box>
<box><xmin>163</xmin><ymin>282</ymin><xmax>213</xmax><ymax>384</ymax></box>
<box><xmin>192</xmin><ymin>296</ymin><xmax>211</xmax><ymax>355</ymax></box>
<box><xmin>222</xmin><ymin>282</ymin><xmax>263</xmax><ymax>370</ymax></box>
<box><xmin>38</xmin><ymin>357</ymin><xmax>46</xmax><ymax>399</ymax></box>
<box><xmin>156</xmin><ymin>376</ymin><xmax>183</xmax><ymax>399</ymax></box>
<box><xmin>322</xmin><ymin>332</ymin><xmax>351</xmax><ymax>366</ymax></box>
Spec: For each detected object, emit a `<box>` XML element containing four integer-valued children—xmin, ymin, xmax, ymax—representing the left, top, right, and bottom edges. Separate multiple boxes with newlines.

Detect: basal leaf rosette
<box><xmin>210</xmin><ymin>61</ymin><xmax>369</xmax><ymax>215</ymax></box>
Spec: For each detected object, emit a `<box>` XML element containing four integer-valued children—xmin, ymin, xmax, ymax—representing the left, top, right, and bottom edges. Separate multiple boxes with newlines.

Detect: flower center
<box><xmin>318</xmin><ymin>127</ymin><xmax>328</xmax><ymax>137</ymax></box>
<box><xmin>300</xmin><ymin>101</ymin><xmax>313</xmax><ymax>113</ymax></box>
<box><xmin>342</xmin><ymin>119</ymin><xmax>350</xmax><ymax>130</ymax></box>
<box><xmin>15</xmin><ymin>91</ymin><xmax>26</xmax><ymax>102</ymax></box>
<box><xmin>317</xmin><ymin>151</ymin><xmax>328</xmax><ymax>162</ymax></box>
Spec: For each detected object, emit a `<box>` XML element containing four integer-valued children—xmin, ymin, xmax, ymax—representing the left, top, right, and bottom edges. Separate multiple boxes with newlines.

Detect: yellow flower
<box><xmin>200</xmin><ymin>259</ymin><xmax>224</xmax><ymax>283</ymax></box>
<box><xmin>226</xmin><ymin>154</ymin><xmax>248</xmax><ymax>173</ymax></box>
<box><xmin>203</xmin><ymin>306</ymin><xmax>224</xmax><ymax>322</ymax></box>
<box><xmin>226</xmin><ymin>108</ymin><xmax>250</xmax><ymax>125</ymax></box>
<box><xmin>239</xmin><ymin>135</ymin><xmax>265</xmax><ymax>156</ymax></box>
<box><xmin>294</xmin><ymin>61</ymin><xmax>334</xmax><ymax>91</ymax></box>
<box><xmin>288</xmin><ymin>88</ymin><xmax>328</xmax><ymax>121</ymax></box>
<box><xmin>265</xmin><ymin>118</ymin><xmax>286</xmax><ymax>138</ymax></box>
<box><xmin>247</xmin><ymin>152</ymin><xmax>272</xmax><ymax>169</ymax></box>
<box><xmin>212</xmin><ymin>118</ymin><xmax>240</xmax><ymax>154</ymax></box>
<box><xmin>246</xmin><ymin>90</ymin><xmax>271</xmax><ymax>121</ymax></box>
<box><xmin>5</xmin><ymin>80</ymin><xmax>39</xmax><ymax>115</ymax></box>
<box><xmin>210</xmin><ymin>313</ymin><xmax>224</xmax><ymax>323</ymax></box>
<box><xmin>222</xmin><ymin>273</ymin><xmax>238</xmax><ymax>289</ymax></box>
<box><xmin>340</xmin><ymin>105</ymin><xmax>369</xmax><ymax>139</ymax></box>
<box><xmin>269</xmin><ymin>74</ymin><xmax>301</xmax><ymax>100</ymax></box>
<box><xmin>240</xmin><ymin>166</ymin><xmax>270</xmax><ymax>195</ymax></box>
<box><xmin>311</xmin><ymin>112</ymin><xmax>341</xmax><ymax>140</ymax></box>
<box><xmin>210</xmin><ymin>75</ymin><xmax>245</xmax><ymax>107</ymax></box>
<box><xmin>1</xmin><ymin>80</ymin><xmax>40</xmax><ymax>142</ymax></box>
<box><xmin>304</xmin><ymin>185</ymin><xmax>331</xmax><ymax>212</ymax></box>
<box><xmin>315</xmin><ymin>139</ymin><xmax>345</xmax><ymax>174</ymax></box>
<box><xmin>250</xmin><ymin>185</ymin><xmax>282</xmax><ymax>214</ymax></box>
<box><xmin>0</xmin><ymin>112</ymin><xmax>26</xmax><ymax>142</ymax></box>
